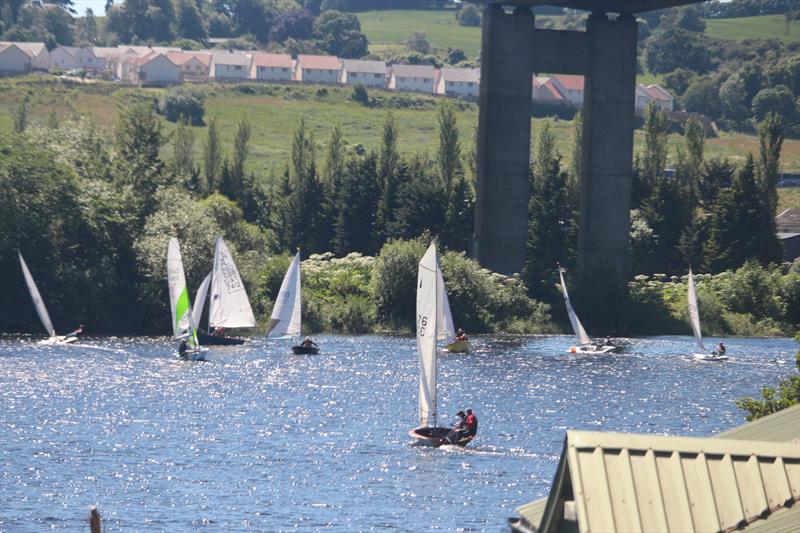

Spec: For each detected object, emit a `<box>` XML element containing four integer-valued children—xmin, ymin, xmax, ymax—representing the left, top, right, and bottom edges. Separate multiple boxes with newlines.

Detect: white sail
<box><xmin>436</xmin><ymin>268</ymin><xmax>455</xmax><ymax>341</ymax></box>
<box><xmin>559</xmin><ymin>269</ymin><xmax>593</xmax><ymax>346</ymax></box>
<box><xmin>687</xmin><ymin>267</ymin><xmax>705</xmax><ymax>353</ymax></box>
<box><xmin>267</xmin><ymin>252</ymin><xmax>302</xmax><ymax>338</ymax></box>
<box><xmin>18</xmin><ymin>252</ymin><xmax>56</xmax><ymax>338</ymax></box>
<box><xmin>209</xmin><ymin>237</ymin><xmax>256</xmax><ymax>329</ymax></box>
<box><xmin>166</xmin><ymin>238</ymin><xmax>197</xmax><ymax>341</ymax></box>
<box><xmin>417</xmin><ymin>242</ymin><xmax>439</xmax><ymax>427</ymax></box>
<box><xmin>192</xmin><ymin>272</ymin><xmax>212</xmax><ymax>329</ymax></box>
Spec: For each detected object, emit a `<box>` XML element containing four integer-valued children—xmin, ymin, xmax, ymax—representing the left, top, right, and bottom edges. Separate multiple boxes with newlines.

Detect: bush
<box><xmin>158</xmin><ymin>87</ymin><xmax>206</xmax><ymax>125</ymax></box>
<box><xmin>456</xmin><ymin>4</ymin><xmax>481</xmax><ymax>27</ymax></box>
<box><xmin>351</xmin><ymin>83</ymin><xmax>368</xmax><ymax>105</ymax></box>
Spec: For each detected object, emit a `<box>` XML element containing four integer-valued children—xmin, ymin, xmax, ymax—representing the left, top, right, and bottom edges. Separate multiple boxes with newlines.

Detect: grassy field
<box><xmin>0</xmin><ymin>78</ymin><xmax>798</xmax><ymax>192</ymax></box>
<box><xmin>704</xmin><ymin>15</ymin><xmax>800</xmax><ymax>43</ymax></box>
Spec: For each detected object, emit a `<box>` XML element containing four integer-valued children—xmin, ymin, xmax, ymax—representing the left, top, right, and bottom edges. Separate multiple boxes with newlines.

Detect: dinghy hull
<box><xmin>38</xmin><ymin>336</ymin><xmax>78</xmax><ymax>346</ymax></box>
<box><xmin>409</xmin><ymin>426</ymin><xmax>474</xmax><ymax>447</ymax></box>
<box><xmin>444</xmin><ymin>341</ymin><xmax>469</xmax><ymax>353</ymax></box>
<box><xmin>568</xmin><ymin>344</ymin><xmax>616</xmax><ymax>355</ymax></box>
<box><xmin>692</xmin><ymin>353</ymin><xmax>729</xmax><ymax>362</ymax></box>
<box><xmin>291</xmin><ymin>345</ymin><xmax>319</xmax><ymax>355</ymax></box>
<box><xmin>197</xmin><ymin>333</ymin><xmax>246</xmax><ymax>346</ymax></box>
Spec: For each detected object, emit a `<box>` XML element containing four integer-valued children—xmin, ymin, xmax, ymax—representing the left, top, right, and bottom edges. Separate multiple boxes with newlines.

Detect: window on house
<box><xmin>235</xmin><ymin>65</ymin><xmax>242</xmax><ymax>70</ymax></box>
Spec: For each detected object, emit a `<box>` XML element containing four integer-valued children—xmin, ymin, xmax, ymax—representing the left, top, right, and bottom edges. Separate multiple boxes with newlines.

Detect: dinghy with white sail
<box><xmin>195</xmin><ymin>237</ymin><xmax>256</xmax><ymax>345</ymax></box>
<box><xmin>559</xmin><ymin>268</ymin><xmax>615</xmax><ymax>354</ymax></box>
<box><xmin>266</xmin><ymin>252</ymin><xmax>316</xmax><ymax>354</ymax></box>
<box><xmin>409</xmin><ymin>242</ymin><xmax>474</xmax><ymax>447</ymax></box>
<box><xmin>167</xmin><ymin>238</ymin><xmax>205</xmax><ymax>361</ymax></box>
<box><xmin>688</xmin><ymin>268</ymin><xmax>728</xmax><ymax>362</ymax></box>
<box><xmin>18</xmin><ymin>252</ymin><xmax>78</xmax><ymax>346</ymax></box>
<box><xmin>439</xmin><ymin>270</ymin><xmax>469</xmax><ymax>353</ymax></box>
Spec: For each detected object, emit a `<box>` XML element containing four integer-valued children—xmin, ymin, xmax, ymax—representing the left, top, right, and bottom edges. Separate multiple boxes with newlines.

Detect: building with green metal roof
<box><xmin>510</xmin><ymin>404</ymin><xmax>800</xmax><ymax>533</ymax></box>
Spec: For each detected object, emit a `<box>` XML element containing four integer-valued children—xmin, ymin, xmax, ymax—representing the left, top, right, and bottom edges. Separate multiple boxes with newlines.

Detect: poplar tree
<box><xmin>375</xmin><ymin>113</ymin><xmax>400</xmax><ymax>247</ymax></box>
<box><xmin>641</xmin><ymin>101</ymin><xmax>670</xmax><ymax>191</ymax></box>
<box><xmin>320</xmin><ymin>123</ymin><xmax>346</xmax><ymax>251</ymax></box>
<box><xmin>285</xmin><ymin>119</ymin><xmax>320</xmax><ymax>253</ymax></box>
<box><xmin>172</xmin><ymin>118</ymin><xmax>197</xmax><ymax>186</ymax></box>
<box><xmin>333</xmin><ymin>153</ymin><xmax>380</xmax><ymax>255</ymax></box>
<box><xmin>756</xmin><ymin>113</ymin><xmax>783</xmax><ymax>264</ymax></box>
<box><xmin>203</xmin><ymin>116</ymin><xmax>221</xmax><ymax>193</ymax></box>
<box><xmin>436</xmin><ymin>102</ymin><xmax>462</xmax><ymax>191</ymax></box>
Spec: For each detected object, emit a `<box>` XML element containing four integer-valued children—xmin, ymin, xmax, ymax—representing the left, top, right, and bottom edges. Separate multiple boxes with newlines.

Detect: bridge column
<box><xmin>473</xmin><ymin>4</ymin><xmax>534</xmax><ymax>275</ymax></box>
<box><xmin>577</xmin><ymin>12</ymin><xmax>638</xmax><ymax>295</ymax></box>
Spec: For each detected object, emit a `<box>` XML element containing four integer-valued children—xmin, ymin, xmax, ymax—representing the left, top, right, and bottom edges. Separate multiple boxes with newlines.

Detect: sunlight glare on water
<box><xmin>0</xmin><ymin>334</ymin><xmax>795</xmax><ymax>530</ymax></box>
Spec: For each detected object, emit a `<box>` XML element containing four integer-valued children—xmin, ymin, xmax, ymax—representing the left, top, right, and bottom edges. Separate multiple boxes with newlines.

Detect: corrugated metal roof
<box><xmin>536</xmin><ymin>430</ymin><xmax>800</xmax><ymax>533</ymax></box>
<box><xmin>717</xmin><ymin>404</ymin><xmax>800</xmax><ymax>443</ymax></box>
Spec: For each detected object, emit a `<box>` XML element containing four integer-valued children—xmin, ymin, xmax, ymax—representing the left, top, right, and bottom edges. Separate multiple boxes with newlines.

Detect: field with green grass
<box><xmin>359</xmin><ymin>9</ymin><xmax>481</xmax><ymax>57</ymax></box>
<box><xmin>1</xmin><ymin>78</ymin><xmax>798</xmax><ymax>188</ymax></box>
<box><xmin>704</xmin><ymin>14</ymin><xmax>800</xmax><ymax>43</ymax></box>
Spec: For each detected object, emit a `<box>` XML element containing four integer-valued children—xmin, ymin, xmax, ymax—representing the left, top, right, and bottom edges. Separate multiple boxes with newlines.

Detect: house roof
<box><xmin>138</xmin><ymin>52</ymin><xmax>178</xmax><ymax>69</ymax></box>
<box><xmin>552</xmin><ymin>74</ymin><xmax>584</xmax><ymax>91</ymax></box>
<box><xmin>635</xmin><ymin>84</ymin><xmax>652</xmax><ymax>97</ymax></box>
<box><xmin>54</xmin><ymin>45</ymin><xmax>80</xmax><ymax>57</ymax></box>
<box><xmin>342</xmin><ymin>59</ymin><xmax>387</xmax><ymax>74</ymax></box>
<box><xmin>297</xmin><ymin>54</ymin><xmax>341</xmax><ymax>70</ymax></box>
<box><xmin>91</xmin><ymin>47</ymin><xmax>120</xmax><ymax>58</ymax></box>
<box><xmin>0</xmin><ymin>41</ymin><xmax>46</xmax><ymax>57</ymax></box>
<box><xmin>777</xmin><ymin>208</ymin><xmax>800</xmax><ymax>234</ymax></box>
<box><xmin>211</xmin><ymin>50</ymin><xmax>251</xmax><ymax>66</ymax></box>
<box><xmin>251</xmin><ymin>52</ymin><xmax>293</xmax><ymax>69</ymax></box>
<box><xmin>646</xmin><ymin>83</ymin><xmax>673</xmax><ymax>101</ymax></box>
<box><xmin>166</xmin><ymin>51</ymin><xmax>211</xmax><ymax>67</ymax></box>
<box><xmin>513</xmin><ymin>405</ymin><xmax>800</xmax><ymax>533</ymax></box>
<box><xmin>440</xmin><ymin>67</ymin><xmax>479</xmax><ymax>83</ymax></box>
<box><xmin>391</xmin><ymin>63</ymin><xmax>436</xmax><ymax>78</ymax></box>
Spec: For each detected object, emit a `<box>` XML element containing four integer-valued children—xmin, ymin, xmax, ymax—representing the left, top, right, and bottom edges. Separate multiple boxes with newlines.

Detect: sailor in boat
<box><xmin>455</xmin><ymin>328</ymin><xmax>468</xmax><ymax>342</ymax></box>
<box><xmin>211</xmin><ymin>326</ymin><xmax>226</xmax><ymax>337</ymax></box>
<box><xmin>463</xmin><ymin>409</ymin><xmax>478</xmax><ymax>440</ymax></box>
<box><xmin>178</xmin><ymin>339</ymin><xmax>188</xmax><ymax>357</ymax></box>
<box><xmin>712</xmin><ymin>342</ymin><xmax>726</xmax><ymax>357</ymax></box>
<box><xmin>595</xmin><ymin>336</ymin><xmax>613</xmax><ymax>351</ymax></box>
<box><xmin>443</xmin><ymin>411</ymin><xmax>467</xmax><ymax>444</ymax></box>
<box><xmin>300</xmin><ymin>337</ymin><xmax>318</xmax><ymax>349</ymax></box>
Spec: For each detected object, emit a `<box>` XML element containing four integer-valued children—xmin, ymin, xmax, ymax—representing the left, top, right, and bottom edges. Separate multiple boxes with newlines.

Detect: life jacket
<box><xmin>465</xmin><ymin>414</ymin><xmax>478</xmax><ymax>434</ymax></box>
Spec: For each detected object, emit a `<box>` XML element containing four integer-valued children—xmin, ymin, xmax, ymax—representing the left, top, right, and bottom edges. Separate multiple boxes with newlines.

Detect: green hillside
<box><xmin>0</xmin><ymin>78</ymin><xmax>797</xmax><ymax>179</ymax></box>
<box><xmin>704</xmin><ymin>14</ymin><xmax>800</xmax><ymax>43</ymax></box>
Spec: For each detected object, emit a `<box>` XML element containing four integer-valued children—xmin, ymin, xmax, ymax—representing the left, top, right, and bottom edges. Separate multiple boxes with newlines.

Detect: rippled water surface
<box><xmin>0</xmin><ymin>334</ymin><xmax>795</xmax><ymax>531</ymax></box>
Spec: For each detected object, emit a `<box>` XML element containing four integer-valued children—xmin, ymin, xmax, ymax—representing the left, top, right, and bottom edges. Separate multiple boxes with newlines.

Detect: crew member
<box><xmin>455</xmin><ymin>328</ymin><xmax>468</xmax><ymax>342</ymax></box>
<box><xmin>300</xmin><ymin>337</ymin><xmax>318</xmax><ymax>348</ymax></box>
<box><xmin>444</xmin><ymin>411</ymin><xmax>467</xmax><ymax>444</ymax></box>
<box><xmin>465</xmin><ymin>409</ymin><xmax>478</xmax><ymax>437</ymax></box>
<box><xmin>178</xmin><ymin>339</ymin><xmax>188</xmax><ymax>357</ymax></box>
<box><xmin>715</xmin><ymin>342</ymin><xmax>726</xmax><ymax>356</ymax></box>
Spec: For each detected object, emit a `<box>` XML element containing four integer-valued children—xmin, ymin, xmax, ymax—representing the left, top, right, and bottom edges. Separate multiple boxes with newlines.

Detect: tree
<box><xmin>171</xmin><ymin>118</ymin><xmax>197</xmax><ymax>186</ymax></box>
<box><xmin>229</xmin><ymin>0</ymin><xmax>273</xmax><ymax>43</ymax></box>
<box><xmin>80</xmin><ymin>7</ymin><xmax>97</xmax><ymax>44</ymax></box>
<box><xmin>13</xmin><ymin>98</ymin><xmax>27</xmax><ymax>133</ymax></box>
<box><xmin>644</xmin><ymin>28</ymin><xmax>711</xmax><ymax>75</ymax></box>
<box><xmin>269</xmin><ymin>7</ymin><xmax>313</xmax><ymax>43</ymax></box>
<box><xmin>176</xmin><ymin>0</ymin><xmax>207</xmax><ymax>42</ymax></box>
<box><xmin>525</xmin><ymin>123</ymin><xmax>570</xmax><ymax>298</ymax></box>
<box><xmin>752</xmin><ymin>85</ymin><xmax>798</xmax><ymax>122</ymax></box>
<box><xmin>392</xmin><ymin>156</ymin><xmax>447</xmax><ymax>242</ymax></box>
<box><xmin>203</xmin><ymin>116</ymin><xmax>222</xmax><ymax>193</ymax></box>
<box><xmin>374</xmin><ymin>112</ymin><xmax>400</xmax><ymax>247</ymax></box>
<box><xmin>436</xmin><ymin>102</ymin><xmax>462</xmax><ymax>192</ymax></box>
<box><xmin>446</xmin><ymin>47</ymin><xmax>467</xmax><ymax>65</ymax></box>
<box><xmin>319</xmin><ymin>123</ymin><xmax>346</xmax><ymax>250</ymax></box>
<box><xmin>406</xmin><ymin>31</ymin><xmax>431</xmax><ymax>54</ymax></box>
<box><xmin>159</xmin><ymin>86</ymin><xmax>206</xmax><ymax>125</ymax></box>
<box><xmin>663</xmin><ymin>68</ymin><xmax>696</xmax><ymax>96</ymax></box>
<box><xmin>755</xmin><ymin>113</ymin><xmax>784</xmax><ymax>265</ymax></box>
<box><xmin>641</xmin><ymin>102</ymin><xmax>670</xmax><ymax>189</ymax></box>
<box><xmin>285</xmin><ymin>119</ymin><xmax>322</xmax><ymax>252</ymax></box>
<box><xmin>313</xmin><ymin>10</ymin><xmax>368</xmax><ymax>58</ymax></box>
<box><xmin>736</xmin><ymin>336</ymin><xmax>800</xmax><ymax>421</ymax></box>
<box><xmin>333</xmin><ymin>154</ymin><xmax>380</xmax><ymax>255</ymax></box>
<box><xmin>115</xmin><ymin>103</ymin><xmax>164</xmax><ymax>202</ymax></box>
<box><xmin>719</xmin><ymin>74</ymin><xmax>750</xmax><ymax>122</ymax></box>
<box><xmin>456</xmin><ymin>4</ymin><xmax>481</xmax><ymax>27</ymax></box>
<box><xmin>221</xmin><ymin>117</ymin><xmax>251</xmax><ymax>201</ymax></box>
<box><xmin>681</xmin><ymin>76</ymin><xmax>721</xmax><ymax>119</ymax></box>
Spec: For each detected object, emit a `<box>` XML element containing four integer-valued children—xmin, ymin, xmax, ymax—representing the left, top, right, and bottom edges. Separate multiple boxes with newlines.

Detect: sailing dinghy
<box><xmin>193</xmin><ymin>236</ymin><xmax>256</xmax><ymax>345</ymax></box>
<box><xmin>18</xmin><ymin>252</ymin><xmax>78</xmax><ymax>346</ymax></box>
<box><xmin>688</xmin><ymin>268</ymin><xmax>728</xmax><ymax>362</ymax></box>
<box><xmin>409</xmin><ymin>242</ymin><xmax>474</xmax><ymax>447</ymax></box>
<box><xmin>559</xmin><ymin>268</ymin><xmax>616</xmax><ymax>355</ymax></box>
<box><xmin>266</xmin><ymin>252</ymin><xmax>318</xmax><ymax>354</ymax></box>
<box><xmin>167</xmin><ymin>238</ymin><xmax>206</xmax><ymax>361</ymax></box>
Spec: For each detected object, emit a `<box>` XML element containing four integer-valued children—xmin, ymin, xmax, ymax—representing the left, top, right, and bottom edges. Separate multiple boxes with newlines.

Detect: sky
<box><xmin>73</xmin><ymin>0</ymin><xmax>108</xmax><ymax>16</ymax></box>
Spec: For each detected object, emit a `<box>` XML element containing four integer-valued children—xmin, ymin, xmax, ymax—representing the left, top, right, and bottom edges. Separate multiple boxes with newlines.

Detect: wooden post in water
<box><xmin>89</xmin><ymin>506</ymin><xmax>101</xmax><ymax>533</ymax></box>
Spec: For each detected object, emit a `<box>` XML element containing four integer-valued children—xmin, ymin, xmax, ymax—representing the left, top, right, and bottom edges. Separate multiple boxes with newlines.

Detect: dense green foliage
<box><xmin>736</xmin><ymin>334</ymin><xmax>800</xmax><ymax>421</ymax></box>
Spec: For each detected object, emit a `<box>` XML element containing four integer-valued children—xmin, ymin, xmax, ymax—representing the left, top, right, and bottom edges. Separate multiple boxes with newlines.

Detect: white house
<box><xmin>51</xmin><ymin>46</ymin><xmax>105</xmax><ymax>71</ymax></box>
<box><xmin>532</xmin><ymin>75</ymin><xmax>566</xmax><ymax>104</ymax></box>
<box><xmin>250</xmin><ymin>52</ymin><xmax>293</xmax><ymax>82</ymax></box>
<box><xmin>645</xmin><ymin>84</ymin><xmax>674</xmax><ymax>112</ymax></box>
<box><xmin>436</xmin><ymin>67</ymin><xmax>479</xmax><ymax>99</ymax></box>
<box><xmin>0</xmin><ymin>42</ymin><xmax>49</xmax><ymax>75</ymax></box>
<box><xmin>388</xmin><ymin>64</ymin><xmax>437</xmax><ymax>94</ymax></box>
<box><xmin>211</xmin><ymin>50</ymin><xmax>251</xmax><ymax>80</ymax></box>
<box><xmin>635</xmin><ymin>83</ymin><xmax>654</xmax><ymax>111</ymax></box>
<box><xmin>340</xmin><ymin>59</ymin><xmax>387</xmax><ymax>88</ymax></box>
<box><xmin>134</xmin><ymin>52</ymin><xmax>181</xmax><ymax>86</ymax></box>
<box><xmin>295</xmin><ymin>54</ymin><xmax>341</xmax><ymax>84</ymax></box>
<box><xmin>166</xmin><ymin>51</ymin><xmax>211</xmax><ymax>81</ymax></box>
<box><xmin>548</xmin><ymin>74</ymin><xmax>584</xmax><ymax>107</ymax></box>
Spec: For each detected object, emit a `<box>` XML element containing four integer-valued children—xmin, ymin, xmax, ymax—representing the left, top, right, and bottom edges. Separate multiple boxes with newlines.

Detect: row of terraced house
<box><xmin>0</xmin><ymin>41</ymin><xmax>673</xmax><ymax>110</ymax></box>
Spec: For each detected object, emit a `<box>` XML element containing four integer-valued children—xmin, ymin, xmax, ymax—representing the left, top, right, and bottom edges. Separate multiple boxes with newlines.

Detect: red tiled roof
<box><xmin>542</xmin><ymin>82</ymin><xmax>563</xmax><ymax>100</ymax></box>
<box><xmin>251</xmin><ymin>52</ymin><xmax>293</xmax><ymax>69</ymax></box>
<box><xmin>553</xmin><ymin>74</ymin><xmax>584</xmax><ymax>91</ymax></box>
<box><xmin>298</xmin><ymin>54</ymin><xmax>341</xmax><ymax>70</ymax></box>
<box><xmin>166</xmin><ymin>51</ymin><xmax>211</xmax><ymax>67</ymax></box>
<box><xmin>646</xmin><ymin>84</ymin><xmax>673</xmax><ymax>101</ymax></box>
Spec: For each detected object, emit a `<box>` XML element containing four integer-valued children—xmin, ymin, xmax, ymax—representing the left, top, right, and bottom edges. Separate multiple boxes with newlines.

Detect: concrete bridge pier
<box><xmin>473</xmin><ymin>4</ymin><xmax>534</xmax><ymax>275</ymax></box>
<box><xmin>576</xmin><ymin>12</ymin><xmax>638</xmax><ymax>291</ymax></box>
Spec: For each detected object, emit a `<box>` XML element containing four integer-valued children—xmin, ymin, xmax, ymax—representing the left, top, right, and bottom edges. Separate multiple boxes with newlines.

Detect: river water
<box><xmin>0</xmin><ymin>334</ymin><xmax>795</xmax><ymax>531</ymax></box>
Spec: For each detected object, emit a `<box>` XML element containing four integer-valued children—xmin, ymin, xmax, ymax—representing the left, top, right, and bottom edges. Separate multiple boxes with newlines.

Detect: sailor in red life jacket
<box><xmin>465</xmin><ymin>409</ymin><xmax>478</xmax><ymax>437</ymax></box>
